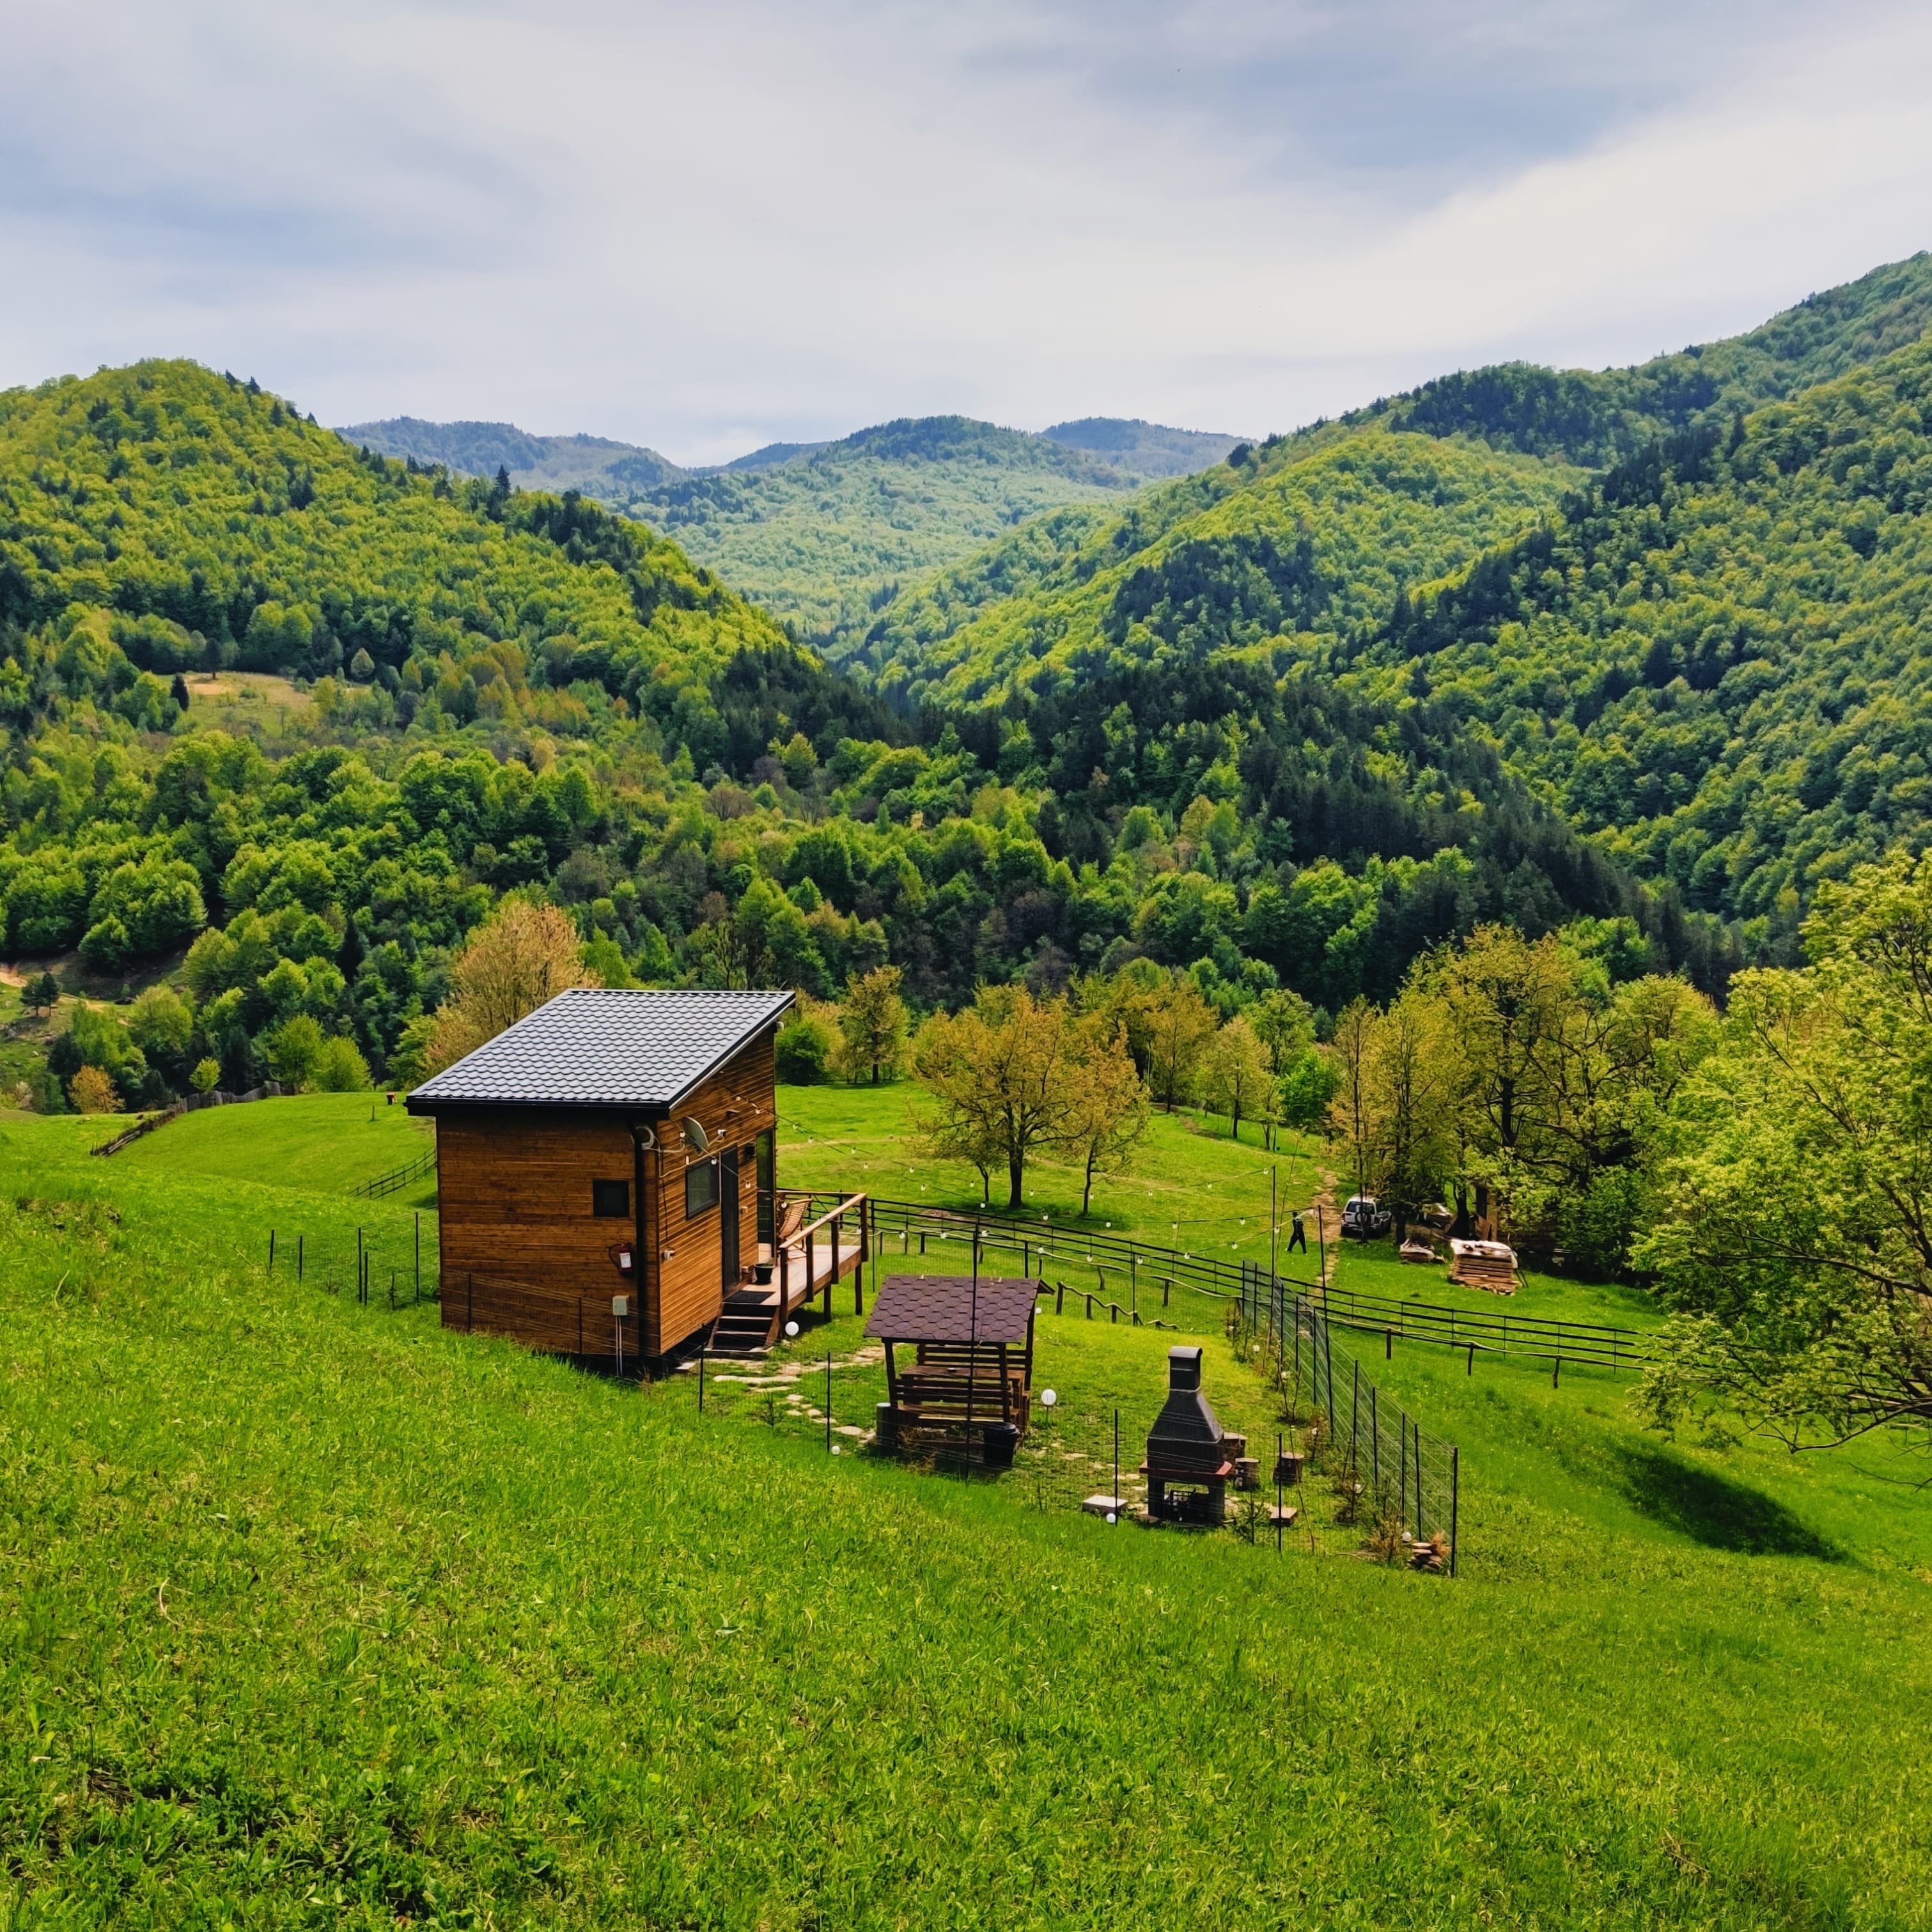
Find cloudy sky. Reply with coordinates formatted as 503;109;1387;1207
4;1;1930;464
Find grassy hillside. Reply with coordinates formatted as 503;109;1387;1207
5;1098;1932;1924
774;1079;1327;1284
117;1090;435;1197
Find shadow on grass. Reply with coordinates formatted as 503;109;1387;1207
1616;1445;1842;1559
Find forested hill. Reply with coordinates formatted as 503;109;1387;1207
1345;330;1932;934
350;409;1241;651
593;414;1238;650
0;360;825;763
0;358;1742;1109
855;252;1932;711
859;430;1580;708
1382;251;1932;465
1041;417;1243;476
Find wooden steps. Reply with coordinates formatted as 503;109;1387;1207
708;1289;781;1357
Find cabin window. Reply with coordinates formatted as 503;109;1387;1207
593;1180;630;1219
685;1157;719;1219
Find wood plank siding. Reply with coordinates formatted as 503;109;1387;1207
651;1031;775;1357
433;1027;779;1362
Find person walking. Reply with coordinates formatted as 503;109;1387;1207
1288;1207;1307;1254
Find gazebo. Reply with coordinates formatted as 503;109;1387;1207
866;1274;1040;1454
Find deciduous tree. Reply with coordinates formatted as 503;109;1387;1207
69;1064;118;1114
1364;987;1457;1229
1327;999;1379;1203
425;900;599;1077
1201;1015;1277;1141
1639;852;1932;1447
1133;972;1219;1112
1063;1018;1149;1214
911;987;1085;1210
836;965;909;1086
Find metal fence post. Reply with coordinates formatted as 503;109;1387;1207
1451;1446;1460;1578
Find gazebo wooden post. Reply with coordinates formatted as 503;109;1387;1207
997;1341;1011;1424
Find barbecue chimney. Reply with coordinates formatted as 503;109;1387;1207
1142;1346;1233;1523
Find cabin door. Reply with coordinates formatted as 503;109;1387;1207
720;1146;741;1290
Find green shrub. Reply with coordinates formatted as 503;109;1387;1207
775;1010;835;1083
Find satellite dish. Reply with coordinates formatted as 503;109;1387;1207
682;1117;711;1154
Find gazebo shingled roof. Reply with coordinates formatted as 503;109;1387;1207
864;1274;1039;1345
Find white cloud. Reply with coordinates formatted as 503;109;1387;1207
0;0;1924;461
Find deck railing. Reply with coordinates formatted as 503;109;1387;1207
771;1188;871;1318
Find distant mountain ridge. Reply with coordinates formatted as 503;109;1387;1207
341;410;1245;644
1043;417;1242;477
336;416;687;492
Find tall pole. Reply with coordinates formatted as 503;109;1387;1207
1270;1167;1277;1286
965;1255;980;1445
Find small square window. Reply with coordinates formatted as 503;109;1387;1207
685;1158;719;1219
593;1180;630;1218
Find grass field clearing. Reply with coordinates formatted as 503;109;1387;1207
3;1092;1931;1924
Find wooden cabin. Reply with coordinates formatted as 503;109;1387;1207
408;988;864;1367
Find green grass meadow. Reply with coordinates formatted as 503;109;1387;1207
2;1084;1931;1926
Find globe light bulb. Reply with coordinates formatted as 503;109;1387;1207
1041;1388;1057;1408
784;1321;799;1338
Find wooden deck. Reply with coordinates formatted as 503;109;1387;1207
710;1192;870;1355
746;1236;866;1314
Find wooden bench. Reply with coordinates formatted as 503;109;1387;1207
893;1360;1029;1427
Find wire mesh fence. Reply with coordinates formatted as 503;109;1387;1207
262;1212;436;1309
1239;1285;1458;1574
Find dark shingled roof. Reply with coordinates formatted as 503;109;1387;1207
407;988;795;1111
864;1275;1040;1345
